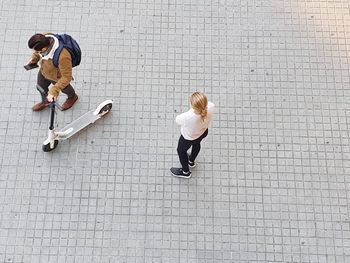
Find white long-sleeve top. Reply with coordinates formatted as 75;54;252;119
175;101;215;140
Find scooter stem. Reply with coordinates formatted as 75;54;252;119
43;102;58;149
49;102;55;130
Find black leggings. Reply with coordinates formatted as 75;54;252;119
177;129;208;172
36;70;75;102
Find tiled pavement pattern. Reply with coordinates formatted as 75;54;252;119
0;0;350;262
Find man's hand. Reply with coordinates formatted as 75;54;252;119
47;94;56;103
28;58;38;65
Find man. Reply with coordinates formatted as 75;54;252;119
27;32;78;111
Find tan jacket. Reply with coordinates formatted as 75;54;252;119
31;34;73;98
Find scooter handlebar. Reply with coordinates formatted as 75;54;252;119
49;100;62;111
37;84;63;111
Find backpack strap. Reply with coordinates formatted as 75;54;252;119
52;34;63;68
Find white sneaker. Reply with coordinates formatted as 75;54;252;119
188;160;197;168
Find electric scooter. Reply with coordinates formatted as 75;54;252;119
40;85;113;152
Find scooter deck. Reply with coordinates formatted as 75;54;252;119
58;110;100;140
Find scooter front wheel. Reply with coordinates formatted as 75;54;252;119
98;103;113;116
42;140;59;152
93;100;113;116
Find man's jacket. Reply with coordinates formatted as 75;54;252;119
31;32;73;98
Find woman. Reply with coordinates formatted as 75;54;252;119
170;92;215;178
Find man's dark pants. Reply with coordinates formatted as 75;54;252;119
36;71;75;102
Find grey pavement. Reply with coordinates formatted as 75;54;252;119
0;0;350;262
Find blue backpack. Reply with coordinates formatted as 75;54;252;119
52;34;81;68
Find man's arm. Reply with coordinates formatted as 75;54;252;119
28;51;41;64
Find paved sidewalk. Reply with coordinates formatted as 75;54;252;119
1;0;350;262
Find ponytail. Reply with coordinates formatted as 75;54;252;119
190;92;208;122
200;108;207;122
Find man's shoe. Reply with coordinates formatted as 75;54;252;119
62;94;78;111
32;102;48;111
188;160;197;168
170;167;191;178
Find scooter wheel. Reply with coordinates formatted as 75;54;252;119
98;103;113;115
42;140;59;152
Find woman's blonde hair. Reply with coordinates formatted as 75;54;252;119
190;92;208;122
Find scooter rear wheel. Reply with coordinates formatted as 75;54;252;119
98;103;113;115
42;140;59;152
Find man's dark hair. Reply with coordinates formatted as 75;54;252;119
28;34;50;51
